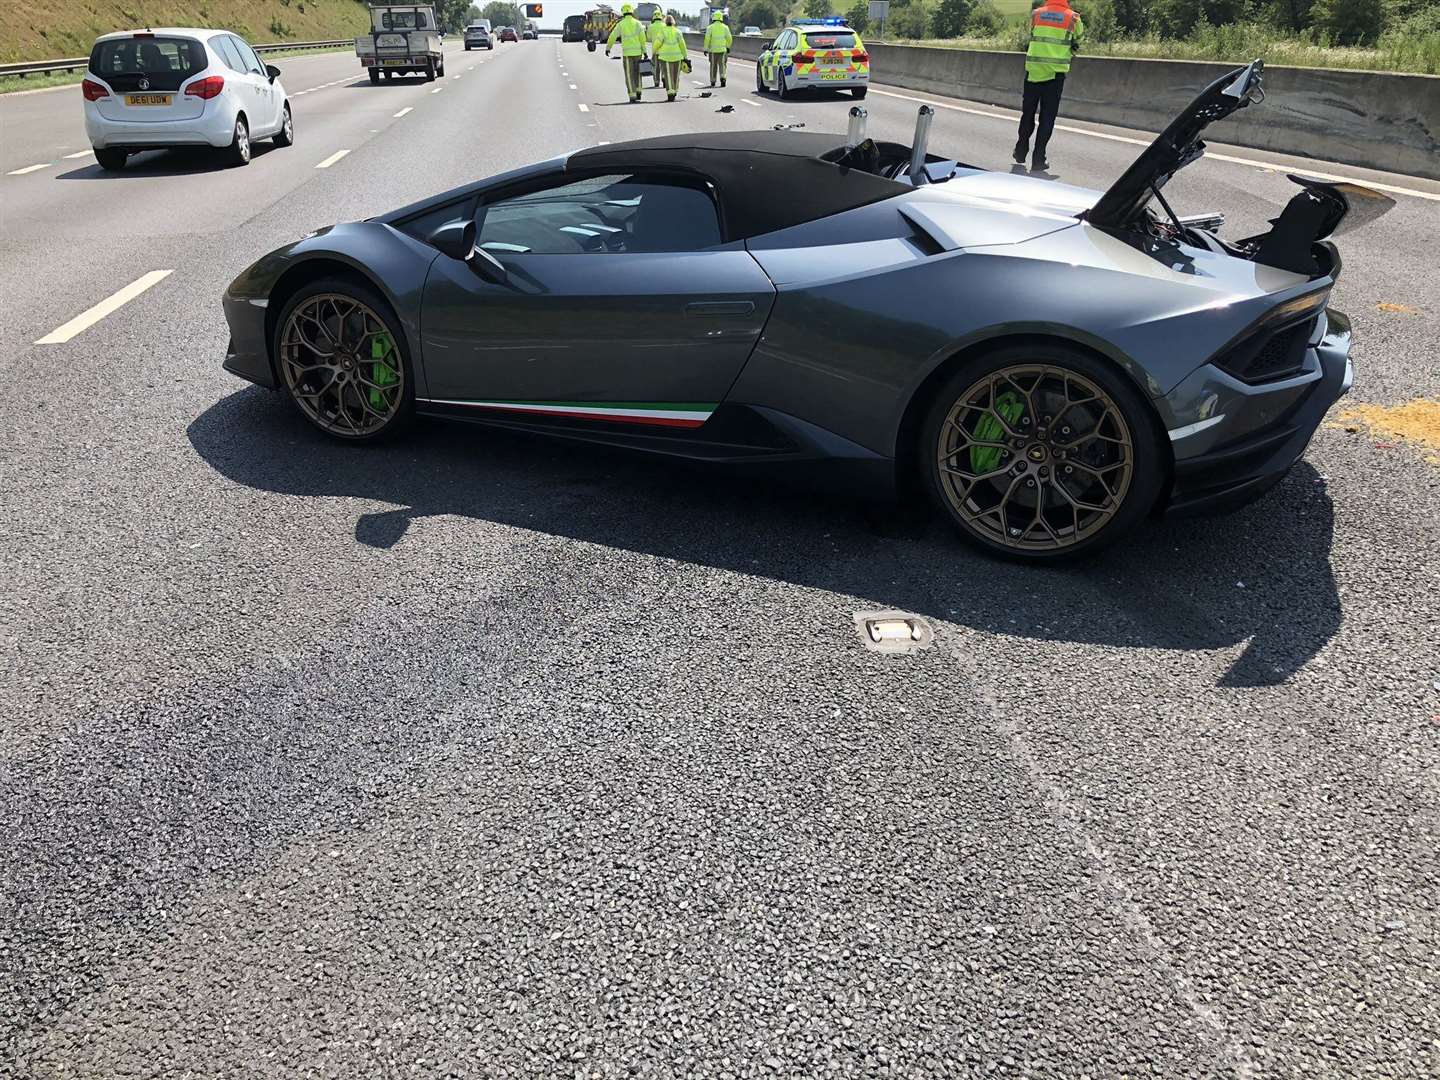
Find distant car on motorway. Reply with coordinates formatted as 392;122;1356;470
356;3;445;82
757;17;869;100
83;28;292;171
221;63;1391;560
742;25;761;35
463;23;494;49
562;14;587;40
498;25;519;42
522;26;538;39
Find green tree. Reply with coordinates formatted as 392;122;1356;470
1074;0;1117;39
846;0;870;30
480;0;521;26
804;0;833;16
931;0;973;36
966;0;1008;33
1152;0;1249;36
1311;0;1385;42
736;0;782;27
890;0;931;35
1111;0;1153;31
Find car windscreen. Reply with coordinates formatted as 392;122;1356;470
803;32;857;48
88;36;207;92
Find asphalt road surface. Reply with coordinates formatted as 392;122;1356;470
2;36;1438;1079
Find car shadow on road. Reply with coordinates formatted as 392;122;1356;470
56;143;281;179
188;388;1342;688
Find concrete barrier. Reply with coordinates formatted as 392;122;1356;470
684;34;1440;180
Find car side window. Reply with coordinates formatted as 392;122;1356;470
234;38;266;75
476;173;722;255
213;36;245;72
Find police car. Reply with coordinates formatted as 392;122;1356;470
756;17;869;100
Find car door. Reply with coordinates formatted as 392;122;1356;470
419;170;775;421
773;30;795;85
227;37;272;132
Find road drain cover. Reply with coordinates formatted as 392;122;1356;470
854;611;934;655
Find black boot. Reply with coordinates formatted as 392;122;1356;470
1012;140;1027;164
1031;154;1049;172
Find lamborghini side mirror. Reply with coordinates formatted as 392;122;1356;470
427;217;475;261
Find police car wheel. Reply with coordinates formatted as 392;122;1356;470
920;343;1164;561
275;278;416;443
777;71;789;99
852;86;867;99
755;64;767;93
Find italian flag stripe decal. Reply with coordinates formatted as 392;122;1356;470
428;399;716;428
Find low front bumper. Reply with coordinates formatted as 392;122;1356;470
222;290;278;389
1161;309;1351;516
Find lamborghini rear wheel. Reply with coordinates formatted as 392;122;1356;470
921;344;1164;560
275;279;414;442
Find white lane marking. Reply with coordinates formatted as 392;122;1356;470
468;65;475;70
314;149;351;169
569;83;577;89
393;107;413;117
578;103;590;112
431;86;444;93
34;269;173;345
7;163;51;175
597;140;610;145
860;83;1440;204
65;149;95;159
741;98;761;107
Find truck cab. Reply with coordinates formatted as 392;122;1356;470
356;4;445;83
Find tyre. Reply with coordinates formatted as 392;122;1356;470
94;148;127;171
465;43;471;50
225;115;251;166
368;68;380;83
438;59;446;76
273;103;294;147
755;64;767;93
852;86;867;99
777;70;789;100
274;278;415;442
920;344;1164;561
424;59;435;81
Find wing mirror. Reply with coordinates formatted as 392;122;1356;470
266;64;281;83
427;218;507;284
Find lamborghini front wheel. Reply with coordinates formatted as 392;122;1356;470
921;344;1164;560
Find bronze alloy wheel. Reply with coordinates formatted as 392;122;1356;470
935;364;1135;552
278;293;405;438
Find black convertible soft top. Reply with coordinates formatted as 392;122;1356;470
567;131;908;242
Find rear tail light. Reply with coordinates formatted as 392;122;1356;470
132;31;154;39
795;51;814;62
184;75;225;99
81;78;110;101
853;51;868;62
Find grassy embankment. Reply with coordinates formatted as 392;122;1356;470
1;0;370;92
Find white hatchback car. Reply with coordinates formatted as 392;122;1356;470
83;28;293;171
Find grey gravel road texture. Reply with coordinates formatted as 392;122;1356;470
1;36;1438;1079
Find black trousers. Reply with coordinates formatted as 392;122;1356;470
1017;74;1065;160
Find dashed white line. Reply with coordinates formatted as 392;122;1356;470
578;103;590;112
34;269;173;345
64;149;95;159
569;83;577;89
7;163;51;175
741;98;761;107
314;149;351;169
431;86;444;93
393;107;413;117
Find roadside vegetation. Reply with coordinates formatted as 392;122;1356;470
1;0;371;64
0;41;352;95
728;0;1440;73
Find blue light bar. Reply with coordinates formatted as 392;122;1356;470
793;17;847;25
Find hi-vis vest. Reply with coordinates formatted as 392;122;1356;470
1025;1;1083;82
608;14;648;56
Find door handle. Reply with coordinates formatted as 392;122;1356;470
684;301;754;317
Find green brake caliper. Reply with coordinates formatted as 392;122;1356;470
969;390;1025;473
369;332;398;410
